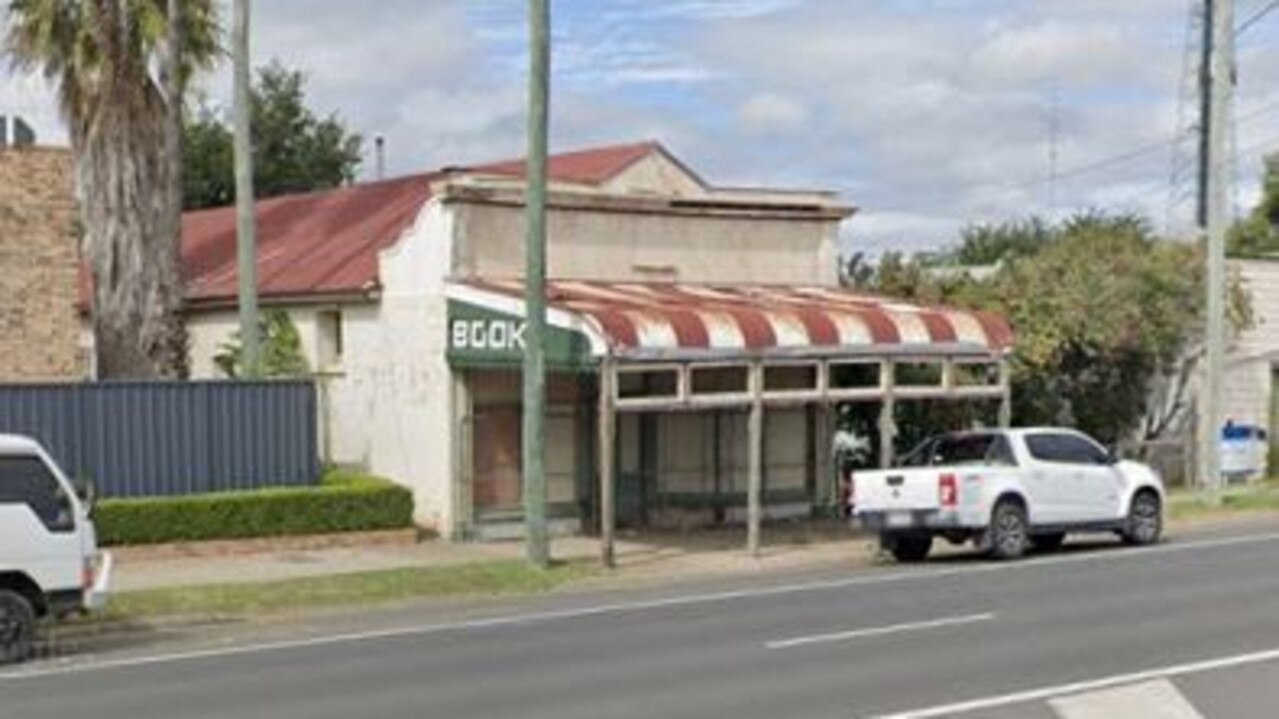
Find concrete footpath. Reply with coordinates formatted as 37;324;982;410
112;521;880;593
111;511;1279;594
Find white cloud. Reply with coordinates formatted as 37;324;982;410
739;93;808;132
687;0;1269;246
5;0;1277;254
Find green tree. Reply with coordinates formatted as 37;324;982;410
944;216;1055;265
183;102;234;209
988;218;1204;443
1228;153;1279;258
8;0;220;377
183;60;363;210
214;309;309;378
847;212;1251;446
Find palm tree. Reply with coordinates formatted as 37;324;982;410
7;0;220;378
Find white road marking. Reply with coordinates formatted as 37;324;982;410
873;645;1279;718
1048;680;1204;719
4;529;1279;682
765;612;994;649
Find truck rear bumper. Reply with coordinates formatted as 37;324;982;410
856;509;981;533
83;551;113;612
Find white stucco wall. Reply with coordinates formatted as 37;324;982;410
187;305;360;380
1223;260;1279;430
601;153;706;197
453;201;842;286
339;198;457;532
174;201;458;532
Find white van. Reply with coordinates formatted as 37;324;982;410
0;434;112;663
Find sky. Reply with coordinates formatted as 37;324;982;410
4;0;1279;256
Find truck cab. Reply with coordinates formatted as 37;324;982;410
0;434;112;664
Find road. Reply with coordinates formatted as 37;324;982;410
8;527;1279;718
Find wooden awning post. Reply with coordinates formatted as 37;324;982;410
998;358;1013;428
747;360;764;558
878;360;896;468
598;358;617;568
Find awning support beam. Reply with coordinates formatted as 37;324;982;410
998;359;1013;428
878;359;897;468
594;353;1008;561
747;360;764;558
612;356;1004;413
599;357;617;568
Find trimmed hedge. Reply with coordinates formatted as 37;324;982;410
95;471;415;546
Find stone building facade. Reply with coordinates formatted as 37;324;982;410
0;148;83;379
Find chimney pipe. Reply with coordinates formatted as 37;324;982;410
374;134;385;180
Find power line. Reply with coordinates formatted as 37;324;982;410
1237;0;1279;36
872;98;1279;216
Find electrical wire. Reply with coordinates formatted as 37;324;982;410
1237;0;1279;37
870;98;1279;216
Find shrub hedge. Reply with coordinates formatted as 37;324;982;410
95;471;415;546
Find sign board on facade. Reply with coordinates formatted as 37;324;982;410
451;317;527;353
446;300;595;370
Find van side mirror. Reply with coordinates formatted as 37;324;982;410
74;479;97;514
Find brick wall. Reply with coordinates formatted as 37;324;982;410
0;147;84;379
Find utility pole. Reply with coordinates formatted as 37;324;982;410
522;0;551;568
163;0;186;377
1198;0;1233;495
1196;0;1214;228
1046;80;1060;218
233;0;260;376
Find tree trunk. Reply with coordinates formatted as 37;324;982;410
78;90;187;378
76;4;188;380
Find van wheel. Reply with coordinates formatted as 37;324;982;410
883;533;932;563
0;589;35;665
985;500;1029;560
1030;533;1066;553
1123;490;1162;546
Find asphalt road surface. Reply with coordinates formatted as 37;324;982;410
9;527;1279;719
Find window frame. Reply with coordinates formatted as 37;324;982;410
0;453;76;533
1025;432;1111;466
318;309;345;369
929;433;1019;468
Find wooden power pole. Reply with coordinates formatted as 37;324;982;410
523;0;551;568
233;0;260;376
1198;0;1233;495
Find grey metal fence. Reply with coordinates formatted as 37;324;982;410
0;380;319;498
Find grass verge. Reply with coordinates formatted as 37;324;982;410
1168;480;1279;519
103;560;598;620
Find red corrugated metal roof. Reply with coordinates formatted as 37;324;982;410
182;173;439;303
451;279;1014;356
466;140;661;185
79;142;673;307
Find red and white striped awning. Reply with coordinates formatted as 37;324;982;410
447;279;1013;359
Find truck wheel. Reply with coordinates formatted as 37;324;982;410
1123;490;1162;546
883;533;932;563
0;589;35;665
1030;533;1066;553
985;500;1029;560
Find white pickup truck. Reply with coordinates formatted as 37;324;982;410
851;428;1164;562
0;434;112;663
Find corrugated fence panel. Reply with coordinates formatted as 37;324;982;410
0;380;319;498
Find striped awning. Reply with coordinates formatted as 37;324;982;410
446;279;1013;360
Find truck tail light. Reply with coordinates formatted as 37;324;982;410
81;558;95;590
939;473;958;507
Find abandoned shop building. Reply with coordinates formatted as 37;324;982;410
106;140;1014;538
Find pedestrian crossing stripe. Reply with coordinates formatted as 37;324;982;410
1048;679;1204;719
